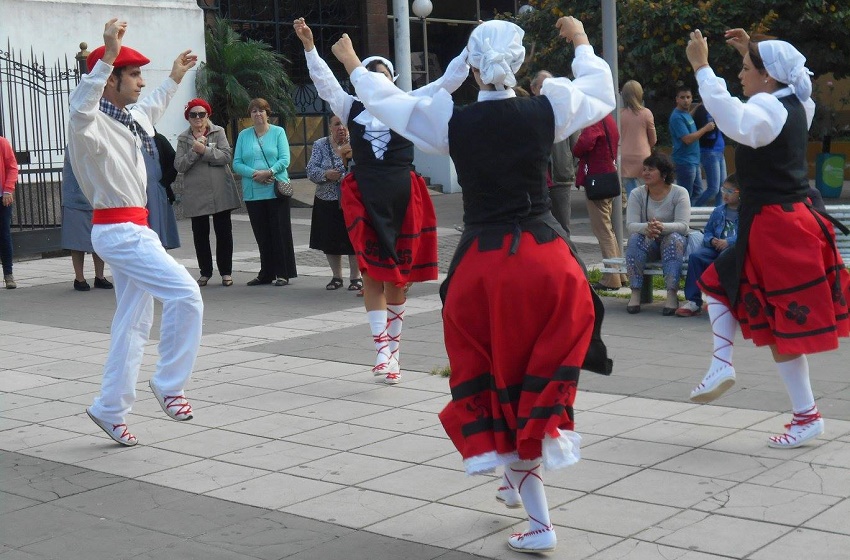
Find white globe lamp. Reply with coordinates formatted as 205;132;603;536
518;4;534;15
412;0;433;18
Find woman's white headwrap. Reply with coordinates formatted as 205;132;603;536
757;40;813;102
466;20;525;90
361;55;398;83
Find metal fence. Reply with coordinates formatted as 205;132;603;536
0;41;80;254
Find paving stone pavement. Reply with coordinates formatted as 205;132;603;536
1;185;849;560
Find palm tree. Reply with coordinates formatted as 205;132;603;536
196;18;296;134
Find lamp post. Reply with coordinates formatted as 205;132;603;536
411;0;433;84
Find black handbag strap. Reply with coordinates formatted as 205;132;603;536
254;129;274;172
599;119;615;165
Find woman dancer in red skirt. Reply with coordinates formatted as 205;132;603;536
294;18;469;384
332;17;615;553
686;29;850;448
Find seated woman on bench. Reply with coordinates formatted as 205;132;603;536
624;151;691;315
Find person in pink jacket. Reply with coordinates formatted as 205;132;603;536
619;80;657;197
0;135;18;289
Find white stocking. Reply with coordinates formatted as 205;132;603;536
777;355;816;413
367;310;390;370
706;295;737;373
506;459;551;531
386;301;405;366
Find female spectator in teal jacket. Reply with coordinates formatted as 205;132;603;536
232;98;297;285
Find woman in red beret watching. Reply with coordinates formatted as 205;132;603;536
175;99;242;286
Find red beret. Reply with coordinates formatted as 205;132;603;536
86;45;150;73
184;98;212;120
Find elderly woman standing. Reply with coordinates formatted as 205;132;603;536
175;98;242;287
619;80;657;197
306;114;361;292
625;152;690;315
685;30;850;448
331;17;615;552
232;98;297;286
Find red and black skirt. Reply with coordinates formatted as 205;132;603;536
699;202;850;354
340;171;437;286
438;232;594;472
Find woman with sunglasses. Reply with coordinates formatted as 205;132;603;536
175;98;242;287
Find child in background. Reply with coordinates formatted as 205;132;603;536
676;174;740;317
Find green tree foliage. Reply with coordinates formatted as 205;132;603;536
517;0;850;100
196;18;296;130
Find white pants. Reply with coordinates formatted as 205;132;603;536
89;222;203;424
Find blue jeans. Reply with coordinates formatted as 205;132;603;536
623;177;642;199
0;202;12;275
683;246;721;306
694;151;727;207
674;163;703;202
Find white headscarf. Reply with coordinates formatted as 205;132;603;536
466;20;525;90
757;40;813;102
361;55;398;83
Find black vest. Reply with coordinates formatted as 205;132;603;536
735;95;809;207
347;100;415;261
448;95;555;225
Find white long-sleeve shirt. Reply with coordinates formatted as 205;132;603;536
695;66;815;149
305;47;470;159
346;44;615;155
67;60;177;209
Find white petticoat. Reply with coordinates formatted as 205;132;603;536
462;429;582;475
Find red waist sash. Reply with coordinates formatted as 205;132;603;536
92;207;149;226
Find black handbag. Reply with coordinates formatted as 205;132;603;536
255;129;292;199
584;120;621;201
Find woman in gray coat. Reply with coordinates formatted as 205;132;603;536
175;99;242;286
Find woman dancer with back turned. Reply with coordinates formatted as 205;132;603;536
685;28;850;448
294;18;469;384
332;16;615;552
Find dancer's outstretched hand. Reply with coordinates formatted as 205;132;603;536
294;18;314;51
686;29;710;72
332;34;360;75
724;28;750;56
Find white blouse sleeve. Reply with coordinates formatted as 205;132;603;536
410;48;470;99
696;66;803;149
305;48;354;123
350;66;453;155
540;44;617;143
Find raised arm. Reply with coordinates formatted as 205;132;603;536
410;49;469;98
333;33;453;154
130;50;195;126
540;17;616;142
295;18;354;122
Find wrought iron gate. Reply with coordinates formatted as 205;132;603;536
0;42;80;255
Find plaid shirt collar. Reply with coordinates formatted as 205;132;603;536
98;98;155;157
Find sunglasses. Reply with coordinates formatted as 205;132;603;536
721;188;738;195
188;112;207;118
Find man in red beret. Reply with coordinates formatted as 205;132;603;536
67;18;203;446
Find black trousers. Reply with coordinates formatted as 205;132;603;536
191;210;233;278
245;198;298;281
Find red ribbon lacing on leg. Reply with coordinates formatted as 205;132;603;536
386;306;405;362
372;333;391;372
708;300;734;367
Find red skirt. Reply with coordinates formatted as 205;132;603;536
699;203;850;354
438;232;594;468
340;171;438;286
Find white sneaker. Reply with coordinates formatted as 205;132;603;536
149;380;193;421
496;485;522;509
768;417;824;449
86;408;137;446
507;525;557;553
690;364;736;403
